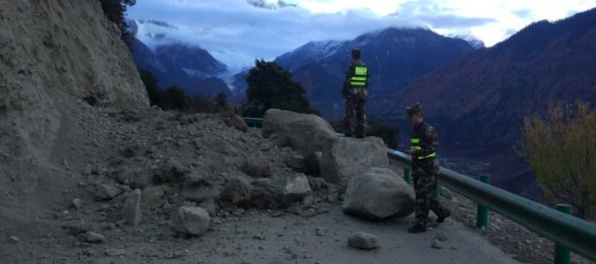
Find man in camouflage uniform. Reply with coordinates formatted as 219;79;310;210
342;48;369;138
404;102;451;233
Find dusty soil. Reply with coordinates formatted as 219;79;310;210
0;198;521;264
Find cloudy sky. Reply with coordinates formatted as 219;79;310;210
127;0;595;71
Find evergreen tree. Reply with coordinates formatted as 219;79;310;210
244;60;318;117
215;92;228;108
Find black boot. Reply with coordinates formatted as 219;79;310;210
437;209;451;223
408;223;427;233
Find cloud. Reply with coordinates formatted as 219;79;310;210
127;0;425;71
127;0;595;71
513;10;533;19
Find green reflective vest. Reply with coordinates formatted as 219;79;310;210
350;66;368;87
410;138;437;159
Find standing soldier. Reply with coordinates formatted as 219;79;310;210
404;102;451;233
342;48;369;138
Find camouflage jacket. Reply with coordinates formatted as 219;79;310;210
411;121;438;166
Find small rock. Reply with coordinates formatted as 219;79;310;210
120;146;136;158
308;178;328;191
348;232;380;250
242;155;272;178
253;233;265;240
8;236;18;244
287;205;302;215
72;198;83;209
86;232;106;244
316;228;325;236
300;209;317;217
436;232;448;242
432;239;444;249
283;174;312;201
94;184;121;201
105;248;126;257
199;199;216;216
142;186;165;209
270;211;282;217
327;194;336;202
302;195;314;207
440;186;454;200
122;189;142;227
220;177;252;205
174;207;211;236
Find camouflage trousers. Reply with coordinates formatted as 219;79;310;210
344;88;367;138
413;158;448;226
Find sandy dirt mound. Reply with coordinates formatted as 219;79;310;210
0;0;148;221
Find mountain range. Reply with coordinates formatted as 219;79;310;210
383;8;596;148
127;8;596;195
284;28;477;120
229;28;480;117
129;20;232;98
381;8;596;193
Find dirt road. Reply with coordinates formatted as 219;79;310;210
0;204;520;264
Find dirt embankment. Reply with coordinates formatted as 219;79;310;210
0;0;148;221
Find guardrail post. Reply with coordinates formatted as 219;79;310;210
404;168;412;185
476;174;491;229
554;204;572;264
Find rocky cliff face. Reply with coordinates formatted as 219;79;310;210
0;0;148;219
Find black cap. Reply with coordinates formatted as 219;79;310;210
406;102;423;117
351;48;361;58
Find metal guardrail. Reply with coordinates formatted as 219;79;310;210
387;149;596;262
244;117;596;262
244;117;264;128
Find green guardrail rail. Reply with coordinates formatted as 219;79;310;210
244;117;596;263
387;149;596;263
244;117;264;128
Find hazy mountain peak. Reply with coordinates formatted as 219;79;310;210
448;34;486;49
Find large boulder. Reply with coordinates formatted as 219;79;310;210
343;168;414;220
262;109;338;160
320;137;389;184
174;207;211;236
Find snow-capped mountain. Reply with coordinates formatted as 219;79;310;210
131;35;231;98
275;40;347;71
271;27;476;119
448;34;486;49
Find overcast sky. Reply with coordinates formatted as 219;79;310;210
127;0;595;71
